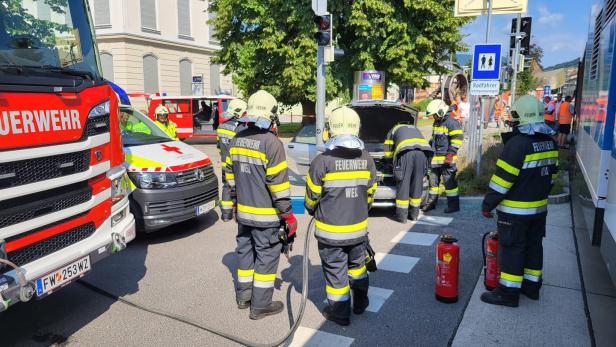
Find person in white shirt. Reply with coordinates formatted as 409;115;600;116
458;95;470;132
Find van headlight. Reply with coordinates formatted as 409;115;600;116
111;174;130;205
128;172;177;189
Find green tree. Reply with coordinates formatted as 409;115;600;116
1;0;69;45
209;0;473;112
516;68;538;97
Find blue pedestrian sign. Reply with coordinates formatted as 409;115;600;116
472;44;502;81
543;85;551;97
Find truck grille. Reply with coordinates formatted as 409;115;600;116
0;150;90;189
82;114;110;139
176;165;215;187
146;187;218;215
7;222;96;267
0;183;91;229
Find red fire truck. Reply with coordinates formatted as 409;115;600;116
0;0;135;311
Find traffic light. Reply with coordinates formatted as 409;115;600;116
510;17;532;55
313;14;332;46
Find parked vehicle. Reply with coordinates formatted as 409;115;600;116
0;0;135;311
119;106;219;232
147;95;235;140
286;100;427;207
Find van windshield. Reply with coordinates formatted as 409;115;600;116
0;0;101;80
119;107;173;147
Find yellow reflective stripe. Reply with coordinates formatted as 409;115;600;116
396;199;409;205
326;285;350;295
384;151;393;157
430;187;440;192
125;154;166;168
496;159;520;176
410;198;422;204
524;150;559;162
348;266;367;277
501;199;548;208
305;193;318;207
491;175;513;189
449;129;463;136
367;197;374;204
384;140;394;145
221;200;234;206
221;161;227;168
432;156;445;160
225;156;233;166
306;174;322;194
433;126;448;132
367;182;377;193
524;268;543;276
237;204;277;215
500;272;523;283
266;160;288;176
451;139;463;145
237;269;254;277
225;172;235;180
229;147;268;163
315;219;368;233
268;181;290;193
446;187;459;193
217;128;236;137
254;273;276;282
395;138;428;153
323;171;371;181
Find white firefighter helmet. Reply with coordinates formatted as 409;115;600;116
222;98;247;121
246;90;278;119
328;106;361;137
510;95;545;126
426;99;449;119
155;104;170;116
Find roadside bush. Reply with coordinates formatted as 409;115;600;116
412;98;433;113
457;141;503;196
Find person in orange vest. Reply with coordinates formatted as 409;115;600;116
543;96;556;130
557;95;575;148
493;95;506;129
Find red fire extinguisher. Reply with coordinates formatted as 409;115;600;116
435;234;459;303
483;231;500;291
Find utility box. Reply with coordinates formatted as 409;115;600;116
353;70;385;101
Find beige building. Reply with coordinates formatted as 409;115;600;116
89;0;235;108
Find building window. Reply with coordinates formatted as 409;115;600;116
93;0;111;27
140;0;159;33
177;0;191;38
179;59;192;96
143;54;159;94
208;1;218;43
100;52;114;81
210;64;220;94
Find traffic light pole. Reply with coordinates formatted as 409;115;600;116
316;46;326;152
510;13;522;105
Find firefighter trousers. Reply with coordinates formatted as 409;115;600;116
496;213;545;291
235;224;282;309
318;242;369;319
428;164;459;207
394;150;426;219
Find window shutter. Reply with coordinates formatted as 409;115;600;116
140;0;157;30
93;0;110;26
178;0;191;36
100;53;114;81
180;59;192;96
208;1;217;42
210;64;220;94
143;55;159;94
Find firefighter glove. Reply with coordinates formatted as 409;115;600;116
444;153;455;165
283;213;298;238
481;210;494;219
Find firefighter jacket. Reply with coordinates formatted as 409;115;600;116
430;115;463;167
220;126;292;227
216;119;239;169
305;147;377;246
482;132;559;218
383;124;433;159
155;120;178;140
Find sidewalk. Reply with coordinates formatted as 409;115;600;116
452;203;591;347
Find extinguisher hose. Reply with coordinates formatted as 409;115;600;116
481;232;489;269
78;217;316;347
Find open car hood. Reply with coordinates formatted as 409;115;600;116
349;101;419;147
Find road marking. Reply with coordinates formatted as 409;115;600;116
391;231;439;246
288;327;354;347
415;215;453;226
375;253;420;273
366;286;394;313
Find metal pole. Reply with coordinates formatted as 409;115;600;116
316;46;326;152
510;13;522;104
476;0;493;176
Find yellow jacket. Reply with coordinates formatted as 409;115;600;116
155;120;178;140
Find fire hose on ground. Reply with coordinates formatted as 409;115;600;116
77;218;315;347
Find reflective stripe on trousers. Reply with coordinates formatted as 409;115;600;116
326;285;350;302
500;272;523;288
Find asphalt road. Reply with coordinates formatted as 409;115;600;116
0;143;495;347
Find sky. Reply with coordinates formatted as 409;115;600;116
461;0;600;68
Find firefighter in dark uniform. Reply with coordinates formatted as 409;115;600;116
217;98;247;173
305;106;377;326
383;123;433;223
220;90;298;320
480;96;559;307
423;99;463;213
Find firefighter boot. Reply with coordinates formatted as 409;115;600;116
444;197;460;213
408;206;420;221
421;197;438;212
322;302;351;326
395;209;408;224
480;285;519;308
352;290;369;315
249;301;284;320
237;300;251;309
521;279;541;300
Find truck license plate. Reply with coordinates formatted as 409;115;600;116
196;200;216;216
35;256;90;297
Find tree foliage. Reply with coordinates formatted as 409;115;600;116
516;68;538;96
1;0;69;45
209;0;473;107
529;43;543;64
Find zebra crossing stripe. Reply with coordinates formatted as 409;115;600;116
391;231;439;246
414;215;453;226
375;253;420;273
288;327;354;347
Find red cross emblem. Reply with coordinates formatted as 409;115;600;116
161;144;183;154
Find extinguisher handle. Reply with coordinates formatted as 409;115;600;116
482;232;489;268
